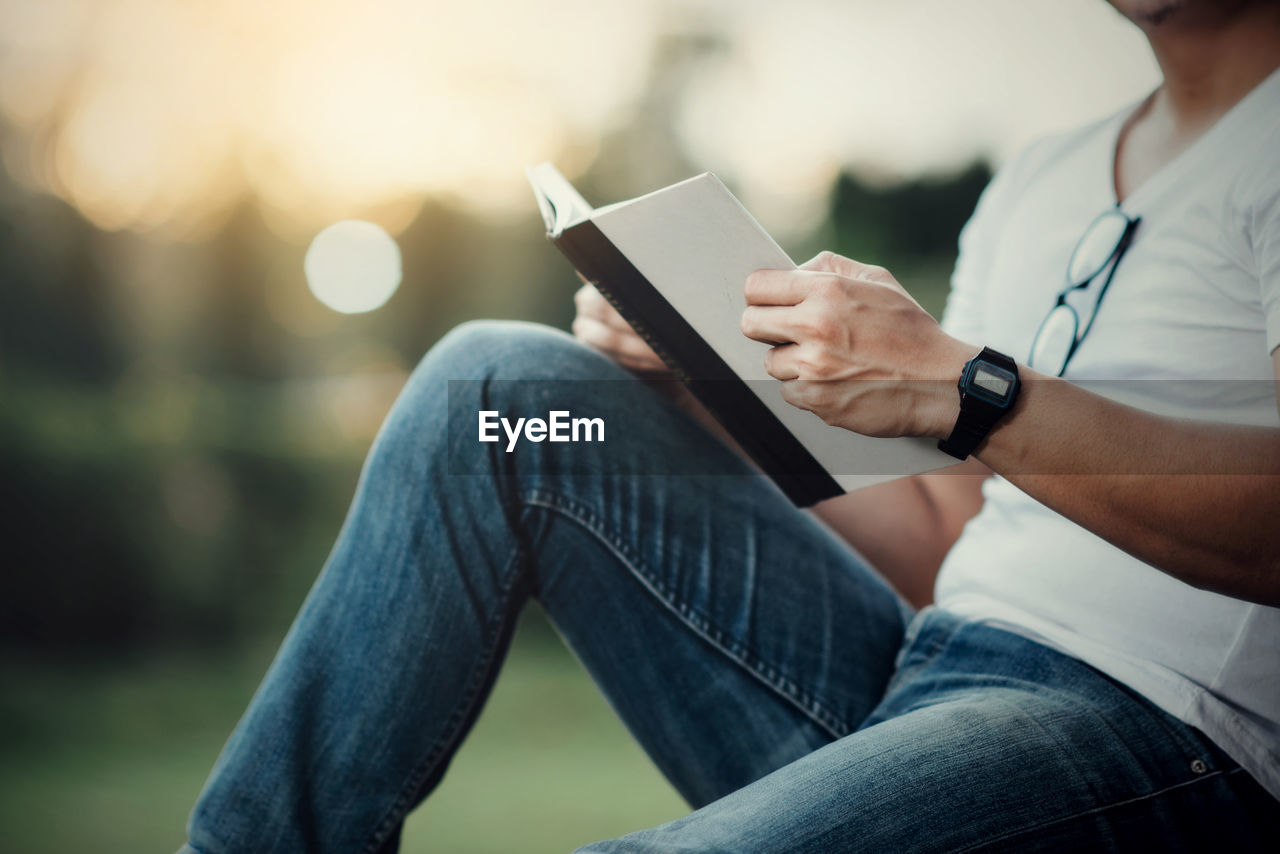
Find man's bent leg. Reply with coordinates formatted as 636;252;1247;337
183;321;912;854
578;610;1280;853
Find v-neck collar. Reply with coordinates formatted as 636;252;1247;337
1105;65;1280;213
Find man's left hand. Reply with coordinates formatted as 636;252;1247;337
741;251;976;439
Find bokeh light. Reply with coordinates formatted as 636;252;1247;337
304;220;403;314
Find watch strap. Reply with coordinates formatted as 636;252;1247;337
937;347;1019;461
937;406;995;459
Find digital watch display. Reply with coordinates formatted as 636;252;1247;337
968;363;1017;403
938;347;1021;461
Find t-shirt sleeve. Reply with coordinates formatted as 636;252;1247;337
938;161;1020;346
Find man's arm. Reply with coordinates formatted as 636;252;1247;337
742;252;1280;607
969;356;1280;606
812;464;988;609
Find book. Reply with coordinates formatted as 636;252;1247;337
526;162;950;507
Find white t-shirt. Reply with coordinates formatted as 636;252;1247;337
935;67;1280;800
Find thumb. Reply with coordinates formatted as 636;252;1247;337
801;251;904;294
800;250;867;278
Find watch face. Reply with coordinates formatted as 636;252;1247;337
967;361;1016;405
973;367;1011;397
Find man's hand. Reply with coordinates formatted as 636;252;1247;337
572;281;669;374
741;251;975;438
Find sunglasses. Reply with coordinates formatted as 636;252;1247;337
1028;208;1141;377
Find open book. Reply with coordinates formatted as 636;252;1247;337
527;163;950;506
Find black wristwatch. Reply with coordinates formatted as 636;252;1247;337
937;347;1021;461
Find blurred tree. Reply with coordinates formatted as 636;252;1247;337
193;201;287;380
0;416;160;647
0;163;126;385
825;162;993;269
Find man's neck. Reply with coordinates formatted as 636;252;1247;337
1143;3;1280;133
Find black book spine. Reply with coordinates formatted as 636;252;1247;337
552;220;842;508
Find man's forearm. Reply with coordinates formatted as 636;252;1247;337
813;466;987;609
970;372;1280;605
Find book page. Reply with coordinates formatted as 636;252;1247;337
591;174;948;489
526;163;593;235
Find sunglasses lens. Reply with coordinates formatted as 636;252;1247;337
1067;210;1130;284
1029;304;1078;376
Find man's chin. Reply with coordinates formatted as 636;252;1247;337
1106;0;1267;30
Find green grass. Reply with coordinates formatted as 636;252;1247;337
0;614;688;854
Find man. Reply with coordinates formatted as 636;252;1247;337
182;1;1280;851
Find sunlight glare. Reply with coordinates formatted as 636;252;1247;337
0;0;1159;239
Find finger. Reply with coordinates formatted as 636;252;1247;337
575;287;659;356
779;379;812;412
574;283;610;319
800;250;864;275
574;284;632;328
740;305;806;345
598;304;638;335
615;351;669;373
779;379;828;419
575;325;665;373
763;344;800;381
573;315;647;357
744;269;820;306
800;251;842;272
800;250;887;283
572;316;664;367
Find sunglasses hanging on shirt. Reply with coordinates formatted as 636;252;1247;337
1028;207;1141;377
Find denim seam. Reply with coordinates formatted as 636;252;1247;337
951;765;1243;853
523;488;853;739
360;546;529;854
882;632;948;696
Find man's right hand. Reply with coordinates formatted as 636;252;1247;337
572;282;669;374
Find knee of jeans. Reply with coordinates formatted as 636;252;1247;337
424;319;621;383
384;320;634;454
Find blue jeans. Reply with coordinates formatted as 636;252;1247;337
183;321;1279;853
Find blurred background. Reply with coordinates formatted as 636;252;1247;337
0;1;1159;851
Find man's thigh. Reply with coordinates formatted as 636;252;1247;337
577;611;1279;853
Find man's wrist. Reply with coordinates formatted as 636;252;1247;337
921;339;979;440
